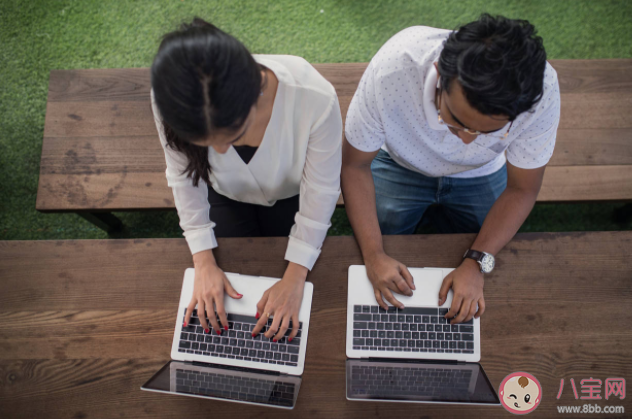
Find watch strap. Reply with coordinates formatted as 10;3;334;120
463;249;484;262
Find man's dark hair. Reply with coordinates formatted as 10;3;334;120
437;14;547;121
150;17;262;186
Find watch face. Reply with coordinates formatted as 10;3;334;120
480;254;495;273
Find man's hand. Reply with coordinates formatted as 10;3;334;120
366;252;415;310
438;258;485;324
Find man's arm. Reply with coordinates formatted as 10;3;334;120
342;139;416;309
439;161;546;323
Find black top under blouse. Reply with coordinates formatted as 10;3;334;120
233;145;258;164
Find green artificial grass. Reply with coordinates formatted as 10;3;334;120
1;0;631;241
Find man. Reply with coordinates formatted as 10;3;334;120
342;14;560;324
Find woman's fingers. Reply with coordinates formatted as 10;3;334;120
214;295;229;332
196;300;209;331
266;312;282;340
204;297;221;333
224;277;243;300
255;292;269;320
288;314;300;342
251;309;272;337
184;298;197;326
273;315;291;342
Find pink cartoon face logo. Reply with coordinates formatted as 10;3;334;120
499;372;542;415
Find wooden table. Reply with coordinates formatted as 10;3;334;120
1;232;631;418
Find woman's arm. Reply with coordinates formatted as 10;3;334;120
150;89;241;333
252;93;343;341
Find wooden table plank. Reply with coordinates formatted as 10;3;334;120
0;233;631;418
37;60;632;213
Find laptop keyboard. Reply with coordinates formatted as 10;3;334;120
176;367;296;407
178;309;303;367
349;364;472;398
352;305;475;354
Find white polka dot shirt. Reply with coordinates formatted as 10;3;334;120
345;26;561;178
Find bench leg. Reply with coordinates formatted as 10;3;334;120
613;203;632;224
77;212;123;233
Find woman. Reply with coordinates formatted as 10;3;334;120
150;17;342;342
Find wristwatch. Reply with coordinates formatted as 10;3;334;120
463;249;495;274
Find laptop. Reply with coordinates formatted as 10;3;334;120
141;268;314;410
346;265;500;406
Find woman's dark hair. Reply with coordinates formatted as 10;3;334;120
437;14;547;121
151;17;262;186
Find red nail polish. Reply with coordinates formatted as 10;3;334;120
237;294;243;297
288;338;292;342
224;325;228;331
255;313;260;319
273;339;277;342
183;322;187;327
252;333;256;338
205;328;210;333
216;330;221;335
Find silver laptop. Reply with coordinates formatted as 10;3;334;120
141;268;314;409
346;265;499;406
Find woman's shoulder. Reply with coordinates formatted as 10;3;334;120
254;54;336;100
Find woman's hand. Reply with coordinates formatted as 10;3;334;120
251;262;307;342
183;249;243;334
365;251;415;310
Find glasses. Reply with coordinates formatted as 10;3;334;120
436;85;513;140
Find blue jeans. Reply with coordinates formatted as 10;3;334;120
372;149;507;234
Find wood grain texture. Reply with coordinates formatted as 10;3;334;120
37;60;632;211
0;233;631;418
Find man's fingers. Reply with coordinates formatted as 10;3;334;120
452;298;471;324
205;297;221;333
400;265;415;291
374;289;388;311
438;274;453;306
288;314;300;341
184;299;196;326
475;297;486;319
394;277;413;296
446;295;462;321
464;300;477;323
381;287;404;309
273;316;290;342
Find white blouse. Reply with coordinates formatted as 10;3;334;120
150;54;343;270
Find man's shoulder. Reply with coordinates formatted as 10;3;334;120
369;26;450;81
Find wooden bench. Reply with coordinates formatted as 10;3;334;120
1;233;631;417
36;60;632;231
